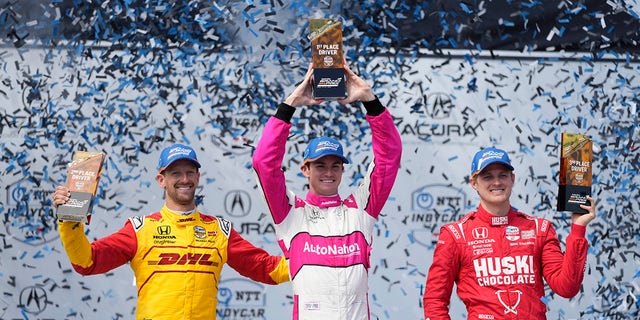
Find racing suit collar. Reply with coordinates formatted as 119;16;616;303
160;205;200;226
476;204;517;226
305;192;342;208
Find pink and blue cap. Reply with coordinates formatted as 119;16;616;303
471;147;514;177
302;136;350;166
157;143;201;173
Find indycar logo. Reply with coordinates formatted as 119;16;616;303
217;278;268;319
505;226;520;241
194;225;207;239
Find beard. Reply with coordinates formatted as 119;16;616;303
166;184;196;205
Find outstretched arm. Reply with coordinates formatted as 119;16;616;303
342;60;402;218
226;229;290;284
53;186;136;275
253;64;330;224
253;106;296;224
542;197;596;297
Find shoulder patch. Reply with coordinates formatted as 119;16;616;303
129;216;145;232
540;219;550;233
294;196;306;208
217;216;232;238
443;212;473;242
516;210;536;220
343;195;358;208
446;224;463;240
459;211;475;224
198;213;217;223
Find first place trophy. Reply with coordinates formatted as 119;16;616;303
56;151;106;224
557;132;592;214
309;18;347;99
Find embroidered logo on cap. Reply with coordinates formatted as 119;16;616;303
168;146;193;159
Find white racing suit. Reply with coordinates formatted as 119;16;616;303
253;99;402;320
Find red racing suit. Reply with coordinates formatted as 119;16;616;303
252;100;402;320
423;205;589;320
58;206;289;320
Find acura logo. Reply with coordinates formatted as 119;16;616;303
425;92;454;119
19;286;47;314
472;227;488;240
224;190;251;217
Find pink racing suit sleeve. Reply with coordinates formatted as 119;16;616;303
423;225;459;320
58;220;137;275
361;108;402;218
252;115;292;224
540;223;589;298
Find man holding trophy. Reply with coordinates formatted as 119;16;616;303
52;143;289;320
250;16;402;319
423;147;596;320
252;56;402;319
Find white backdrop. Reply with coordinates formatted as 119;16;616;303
0;46;638;319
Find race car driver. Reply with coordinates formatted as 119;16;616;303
423;147;596;319
52;143;289;320
252;62;402;320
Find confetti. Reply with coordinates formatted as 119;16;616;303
0;1;638;319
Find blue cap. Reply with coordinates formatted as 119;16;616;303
302;136;349;166
470;147;514;177
157;143;201;173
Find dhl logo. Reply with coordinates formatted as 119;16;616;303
148;253;219;266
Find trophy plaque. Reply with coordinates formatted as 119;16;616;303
557;132;592;214
309;18;347;99
56;151;106;224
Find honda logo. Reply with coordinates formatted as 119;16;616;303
472;227;488;240
157;225;171;235
224;190;251;217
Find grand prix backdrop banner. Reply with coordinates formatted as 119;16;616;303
0;2;638;319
